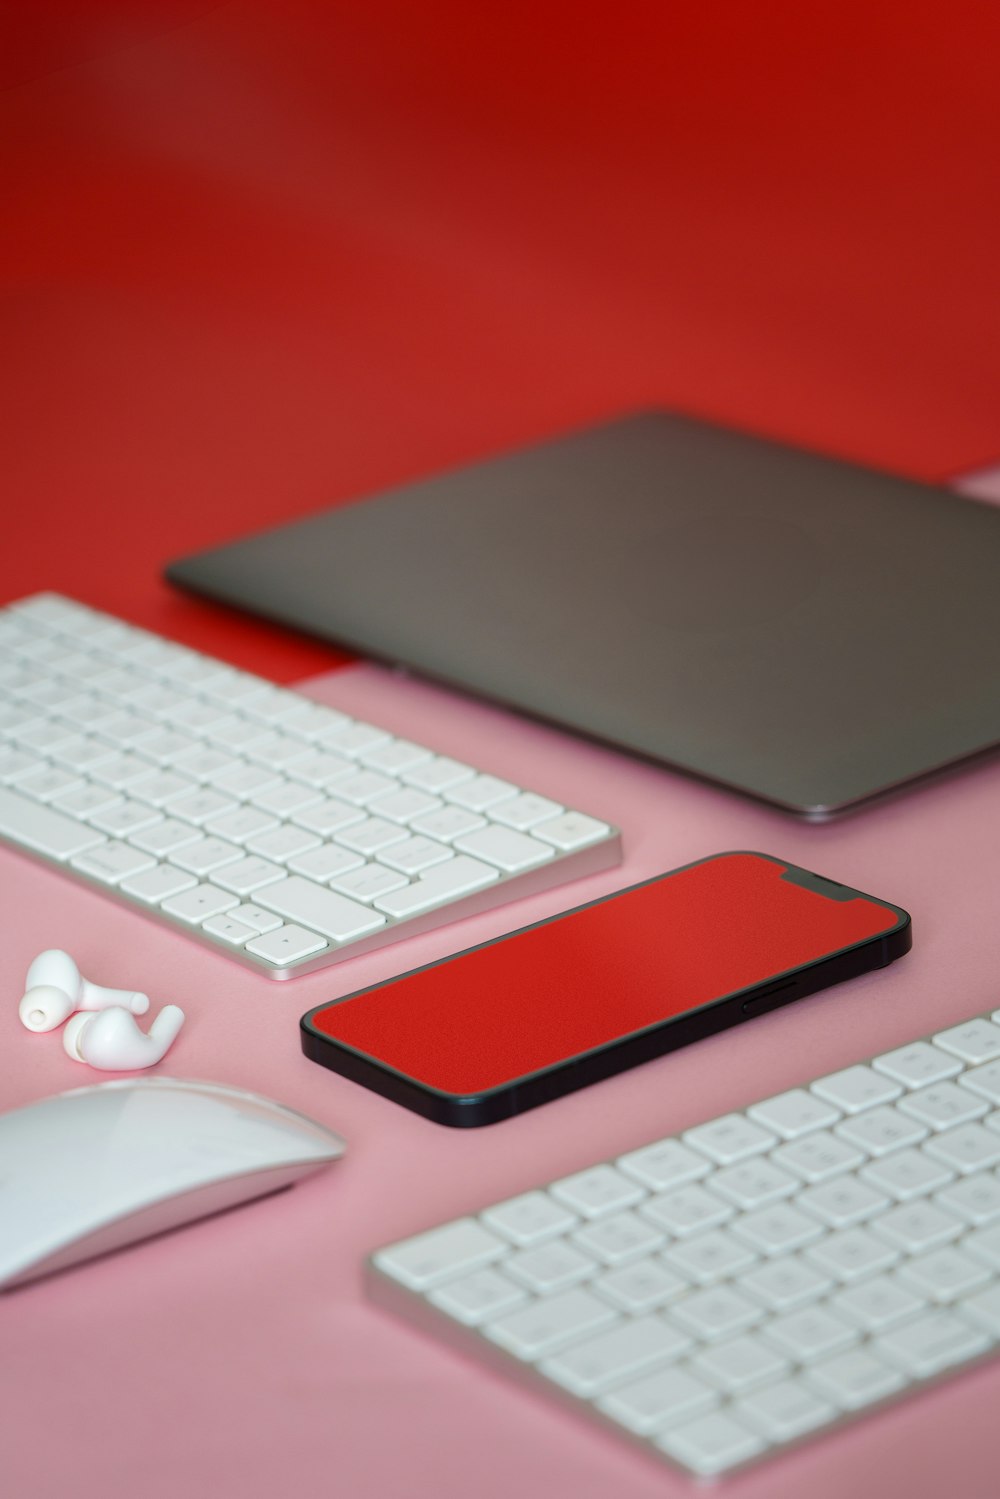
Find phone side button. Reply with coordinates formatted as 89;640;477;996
741;981;798;1018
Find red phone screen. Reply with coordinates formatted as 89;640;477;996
307;853;904;1097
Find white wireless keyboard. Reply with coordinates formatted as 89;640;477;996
370;1010;1000;1479
0;594;620;977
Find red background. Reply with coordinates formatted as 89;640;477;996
2;0;999;675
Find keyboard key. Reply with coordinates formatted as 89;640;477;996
737;1379;837;1441
599;1363;714;1435
764;1305;857;1362
89;799;164;837
120;864;198;904
933;1019;1000;1065
211;763;283;800
772;1131;865;1183
655;1411;764;1476
127;815;200;851
594;1259;689;1314
51;784;123;820
244;925;327;966
831;1273;925;1332
491;792;563;830
371;853;498;918
809;1349;911;1403
961;1283;1000;1334
741;1256;833;1312
959;1060;1000;1106
366;787;442;824
730;1203;823;1254
506;1242;597;1293
319;721;391;759
834;1105;929;1155
684;1114;775;1165
898;1083;989;1130
454;824;554;872
805;1228;899;1282
670;1286;762;1341
17;765;85;803
571;1211;665;1266
481;1192;578;1246
963;1223;1000;1270
618;1139;711;1192
229;902;283;935
710;1159;798;1209
875;1311;990;1377
168;788;239;825
327;769;398;805
213;855;287;896
748;1089;840;1139
873;1041;963;1089
428;1269;527;1327
171;836;243;876
286;843;365;882
872;1201;963;1253
207;807;281;844
402;755;475;793
253;779;323;818
201;913;257;946
128;770;197;808
0;786;106;859
935;1172;1000;1225
860;1147;954;1200
71;840;154;884
161;883;239;923
531;811;611;851
924;1123;1000;1174
371;1217;509;1289
336;816;409;855
550;1165;645;1219
255;875;387;942
693;1334;789;1394
359;738;432;775
642;1185;732;1237
292;797;366;837
811;1065;902;1114
409;806;487;842
379;834;454;874
664;1229;756;1283
897;1246;990;1303
330;864;409;903
798;1177;889;1229
484;1288;616;1360
542;1314;683;1396
446;773;518;812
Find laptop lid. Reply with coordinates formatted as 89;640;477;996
166;412;1000;817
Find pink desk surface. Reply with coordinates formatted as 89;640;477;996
4;481;1000;1498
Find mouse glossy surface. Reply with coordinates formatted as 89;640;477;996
0;1078;346;1289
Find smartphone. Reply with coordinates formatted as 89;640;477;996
300;852;911;1126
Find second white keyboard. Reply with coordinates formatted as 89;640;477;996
0;594;621;977
370;1009;1000;1479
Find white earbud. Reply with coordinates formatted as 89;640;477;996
63;1004;186;1071
19;949;150;1033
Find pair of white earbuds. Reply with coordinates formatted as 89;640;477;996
19;950;185;1070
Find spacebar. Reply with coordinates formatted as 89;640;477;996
0;786;108;860
255;875;387;942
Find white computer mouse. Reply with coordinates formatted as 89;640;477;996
0;1077;346;1290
